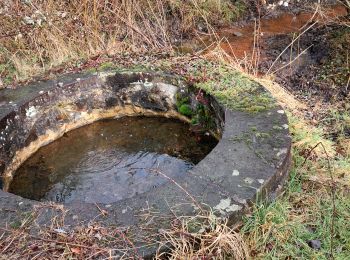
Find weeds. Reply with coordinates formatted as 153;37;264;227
242;141;350;259
156;212;249;260
0;0;245;84
239;75;350;259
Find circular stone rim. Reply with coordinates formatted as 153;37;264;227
0;68;291;258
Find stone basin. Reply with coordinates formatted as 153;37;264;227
0;68;291;258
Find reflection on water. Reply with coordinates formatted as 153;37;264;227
9;117;218;204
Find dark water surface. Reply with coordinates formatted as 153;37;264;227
9;117;218;204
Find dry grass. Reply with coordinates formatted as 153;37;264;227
0;0;245;84
201;5;350;256
0;202;152;259
156;212;249;260
0;180;249;259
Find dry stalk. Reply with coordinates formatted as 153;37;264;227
267;21;317;74
156;213;249;260
301;142;336;259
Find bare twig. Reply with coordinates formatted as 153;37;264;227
267;22;317;74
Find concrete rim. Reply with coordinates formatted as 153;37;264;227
0;68;291;257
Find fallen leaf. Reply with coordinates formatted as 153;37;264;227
71;247;81;254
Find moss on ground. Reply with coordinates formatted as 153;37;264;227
89;56;276;115
168;58;276;113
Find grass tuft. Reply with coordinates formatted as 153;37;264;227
157;211;249;260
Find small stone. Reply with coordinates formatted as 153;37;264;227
277;148;288;157
244;177;254;184
307;240;321;250
233;31;243;37
282;124;289;129
54;228;67;234
26;106;37;117
267;4;276;10
277;110;285;114
76;78;81;82
232;170;240;176
23;16;35;25
257;179;265;184
72;215;78;220
57;82;64;87
214;198;242;214
16;33;23;40
143;80;153;88
36;18;42;26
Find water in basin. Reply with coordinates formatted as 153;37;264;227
9;117;218;204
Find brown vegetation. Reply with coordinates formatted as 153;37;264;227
0;0;245;84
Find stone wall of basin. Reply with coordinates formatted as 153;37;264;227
0;71;224;190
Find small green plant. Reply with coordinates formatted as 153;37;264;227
192;103;214;129
179;103;193;116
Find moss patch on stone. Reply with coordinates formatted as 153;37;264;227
178;104;193;116
84;55;276;114
180;59;275;113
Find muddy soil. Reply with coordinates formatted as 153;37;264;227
260;23;350;138
234;0;341;21
260;25;349;102
200;2;349;141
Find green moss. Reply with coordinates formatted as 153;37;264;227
0;59;16;85
98;62;115;71
179;104;193;116
10;220;21;229
176;59;275;113
192;103;215;129
176;94;190;108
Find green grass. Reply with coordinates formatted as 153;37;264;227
241;115;350;259
0;53;17;86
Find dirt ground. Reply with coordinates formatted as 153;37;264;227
260;23;350;138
